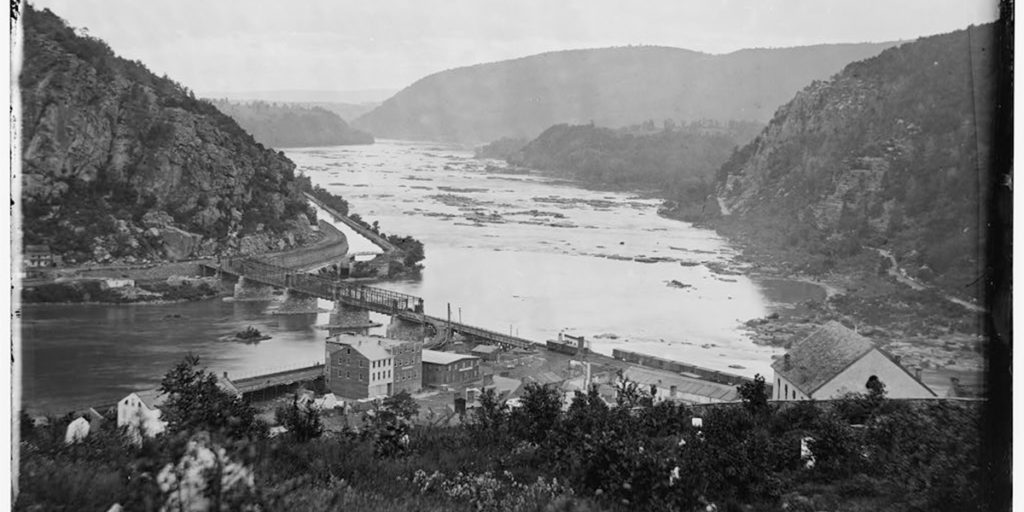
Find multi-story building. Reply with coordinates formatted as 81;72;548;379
324;333;422;399
421;350;481;387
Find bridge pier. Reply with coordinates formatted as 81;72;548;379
233;276;274;301
387;315;429;343
274;289;320;315
326;302;380;336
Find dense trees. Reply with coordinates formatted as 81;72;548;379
17;362;987;511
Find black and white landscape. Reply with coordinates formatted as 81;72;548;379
11;1;1011;511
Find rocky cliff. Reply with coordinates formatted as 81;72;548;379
19;5;316;264
353;43;897;143
716;24;1001;292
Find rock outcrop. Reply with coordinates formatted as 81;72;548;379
19;5;316;263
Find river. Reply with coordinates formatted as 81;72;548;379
20;140;809;414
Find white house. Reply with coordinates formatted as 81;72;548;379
117;388;168;440
772;321;936;401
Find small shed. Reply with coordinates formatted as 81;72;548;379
470;344;501;361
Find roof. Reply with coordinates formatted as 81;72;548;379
25;245;51;254
471;344;500;354
328;333;410;361
771;321;876;396
622;367;739;402
422;349;479;366
133;388;167;409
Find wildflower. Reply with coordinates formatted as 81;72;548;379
669;466;681;486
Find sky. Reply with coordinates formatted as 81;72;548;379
21;0;1003;101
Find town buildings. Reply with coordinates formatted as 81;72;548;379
422;350;481;386
324;333;423;399
772;321;936;400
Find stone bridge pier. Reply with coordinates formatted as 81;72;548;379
386;315;431;343
233;277;274;301
326;303;380;336
275;289;320;315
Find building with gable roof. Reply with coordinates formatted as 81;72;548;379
117;388;168;439
325;333;422;399
422;350;481;387
772;321;936;401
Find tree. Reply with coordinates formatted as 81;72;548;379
275;397;324;443
866;375;887;399
737;374;770;416
364;391;419;457
159;354;264;439
509;383;562;444
470;387;508;441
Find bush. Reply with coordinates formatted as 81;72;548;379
275;398;325;443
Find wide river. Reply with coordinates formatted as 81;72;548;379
20;140;796;414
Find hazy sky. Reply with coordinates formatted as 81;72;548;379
25;0;1000;99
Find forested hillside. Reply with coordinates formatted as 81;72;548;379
19;5;315;263
504;121;762;219
354;43;896;143
208;99;374;148
715;24;1001;294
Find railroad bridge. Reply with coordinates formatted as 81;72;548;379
203;257;535;350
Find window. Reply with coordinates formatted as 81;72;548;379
792;390;796;400
784;384;789;399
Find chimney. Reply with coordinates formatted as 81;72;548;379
784;354;791;370
577;336;585;351
670;385;677;398
915;368;922;380
894;355;901;364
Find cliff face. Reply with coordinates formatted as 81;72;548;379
353;43;897;144
19;5;315;263
716;25;999;290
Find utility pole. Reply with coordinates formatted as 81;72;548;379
447;302;452;342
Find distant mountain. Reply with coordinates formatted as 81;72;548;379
353;43;898;143
208;99;374;148
200;89;397;104
715;24;1001;292
304;102;381;122
19;5;317;263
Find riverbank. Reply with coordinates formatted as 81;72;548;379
685;215;986;396
19;276;225;305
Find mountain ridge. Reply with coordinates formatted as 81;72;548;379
713;24;1000;294
353;42;899;143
